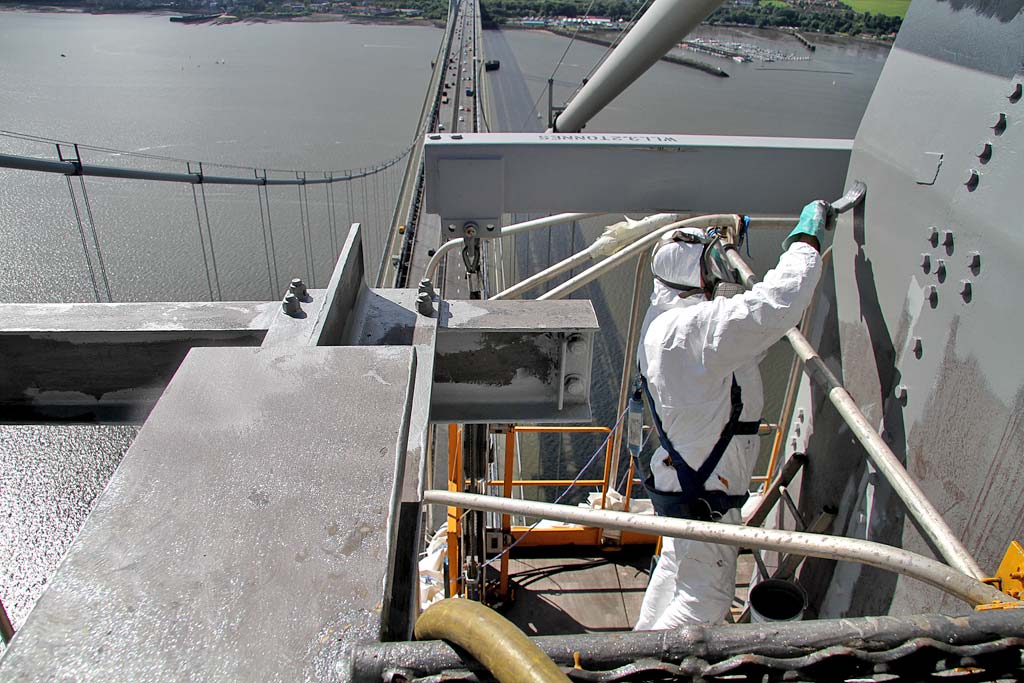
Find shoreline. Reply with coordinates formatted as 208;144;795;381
0;5;441;27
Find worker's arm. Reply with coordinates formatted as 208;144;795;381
698;241;822;378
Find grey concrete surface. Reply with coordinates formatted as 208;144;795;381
0;345;416;682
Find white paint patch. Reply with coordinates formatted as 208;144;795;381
362;370;392;386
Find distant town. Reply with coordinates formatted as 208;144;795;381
8;0;903;39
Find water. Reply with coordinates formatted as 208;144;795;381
0;12;889;633
0;11;443;303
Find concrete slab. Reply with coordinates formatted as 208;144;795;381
0;345;416;682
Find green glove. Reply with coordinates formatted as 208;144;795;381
782;200;828;250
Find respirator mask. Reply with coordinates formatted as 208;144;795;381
651;228;743;300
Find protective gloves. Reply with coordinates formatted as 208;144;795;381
782;200;829;251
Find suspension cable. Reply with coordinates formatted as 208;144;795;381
189;183;215;302
65;176;102;303
197;167;222;301
255;175;275;299
77;175;112;302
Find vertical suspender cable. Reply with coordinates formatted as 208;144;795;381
361;173;371;260
372;166;382;258
263;172;280;296
255;171;275;299
344;174;355;234
301;178;316;287
77;176;112;302
65;175;102;302
197;163;223;300
190;182;215;302
325;173;338;258
296;179;313;287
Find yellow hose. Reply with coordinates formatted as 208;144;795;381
414;599;572;683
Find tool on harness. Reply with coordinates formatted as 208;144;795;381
627;383;645;459
641;373;760;521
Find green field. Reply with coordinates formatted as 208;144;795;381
840;0;911;18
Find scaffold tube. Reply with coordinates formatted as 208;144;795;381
422;490;1008;607
415;599;572;683
721;247;985;580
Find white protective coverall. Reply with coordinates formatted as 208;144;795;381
634;239;822;630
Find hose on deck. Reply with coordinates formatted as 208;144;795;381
414;599;572;683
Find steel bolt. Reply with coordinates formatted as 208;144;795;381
894;385;908;402
564;374;585;397
416;292;434;316
1010;82;1022;103
790;439;798;451
965;169;980;191
793;424;801;437
912;337;923;358
448;224;456;233
418;278;434;297
567;334;586;354
282;293;302;317
920;253;931;273
925;285;938;307
992;112;1007;135
289;278;308;298
927;227;939;247
428;134;442;140
451;134;463;140
796;409;805;423
978;142;993;163
942;230;955;248
960;280;973;302
935;259;947;281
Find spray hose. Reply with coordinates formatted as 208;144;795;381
414;599;572;683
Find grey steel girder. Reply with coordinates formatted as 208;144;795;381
423;133;853;232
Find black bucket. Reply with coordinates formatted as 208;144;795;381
748;579;807;622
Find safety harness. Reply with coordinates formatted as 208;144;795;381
641;373;760;521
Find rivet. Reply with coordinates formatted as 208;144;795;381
927;227;939;247
920;253;931;273
992;112;1007;135
925;285;938;307
935;259;947;281
978;142;993;163
967;251;981;272
1010;82;1023;103
790;439;798;451
451;133;463;140
942;230;955;248
894;385;908;402
448;224;456;233
428;134;442;140
960;280;973;302
486;224;495;231
912;337;923;358
793;424;801;437
796;409;805;423
282;293;302;316
965;169;980;191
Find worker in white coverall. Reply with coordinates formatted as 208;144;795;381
634;201;826;630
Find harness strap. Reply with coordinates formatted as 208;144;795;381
640;373;758;493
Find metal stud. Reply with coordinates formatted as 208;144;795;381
1010;82;1022;104
289;278;308;299
912;337;923;358
925;285;938;307
282;293;302;316
564;375;585;396
935;259;947;281
927;227;939;247
920;253;931;273
416;292;434;316
965;169;980;191
960;280;973;302
967;251;981;273
993;112;1007;135
978;142;993;163
894;385;908;402
942;230;955;248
